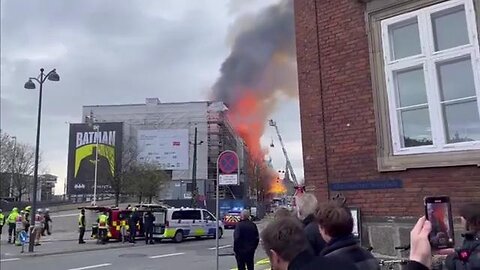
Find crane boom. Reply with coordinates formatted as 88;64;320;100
269;119;299;186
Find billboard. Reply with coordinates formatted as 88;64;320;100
67;122;123;195
137;129;189;170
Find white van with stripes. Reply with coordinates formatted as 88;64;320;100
136;205;224;243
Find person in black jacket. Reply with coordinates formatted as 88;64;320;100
296;193;326;255
316;202;379;270
143;211;155;245
261;216;356;270
128;209;139;243
445;203;480;270
233;210;259;270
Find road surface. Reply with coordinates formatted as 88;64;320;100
1;230;268;270
0;209;271;270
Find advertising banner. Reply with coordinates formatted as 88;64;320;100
137;129;189;170
67;122;123;195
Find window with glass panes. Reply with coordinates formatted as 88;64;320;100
381;0;480;155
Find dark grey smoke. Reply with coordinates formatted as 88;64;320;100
211;0;297;106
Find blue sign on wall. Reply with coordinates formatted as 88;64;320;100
329;179;403;191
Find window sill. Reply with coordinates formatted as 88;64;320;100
378;149;480;171
393;142;480;155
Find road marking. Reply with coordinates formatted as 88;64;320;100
51;213;78;218
209;244;232;250
0;258;20;262
67;263;112;270
230;258;271;270
256;258;270;265
149;252;185;259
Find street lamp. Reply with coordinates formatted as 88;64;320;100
24;68;60;252
85;114;100;206
9;136;17;198
190;126;204;208
92;124;100;206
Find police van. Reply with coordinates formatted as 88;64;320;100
136;204;224;243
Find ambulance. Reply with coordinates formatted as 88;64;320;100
136;204;224;243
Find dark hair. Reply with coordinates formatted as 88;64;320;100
261;217;309;262
316;202;354;238
460;203;480;232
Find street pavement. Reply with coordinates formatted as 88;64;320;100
0;209;272;270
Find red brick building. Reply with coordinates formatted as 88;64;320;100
295;0;480;253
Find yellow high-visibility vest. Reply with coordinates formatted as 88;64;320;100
98;214;108;229
79;214;85;228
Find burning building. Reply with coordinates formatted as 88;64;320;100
211;0;298;195
76;99;251;202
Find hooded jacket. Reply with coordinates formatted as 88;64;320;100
288;249;356;270
321;234;379;270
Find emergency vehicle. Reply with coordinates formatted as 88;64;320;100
80;206;136;242
134;205;224;243
223;210;241;229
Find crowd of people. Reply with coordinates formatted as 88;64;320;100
78;205;155;245
0;206;52;246
233;194;480;270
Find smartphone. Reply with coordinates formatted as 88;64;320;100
424;196;455;249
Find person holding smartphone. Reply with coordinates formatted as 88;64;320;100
445;203;480;270
408;203;480;270
406;216;454;270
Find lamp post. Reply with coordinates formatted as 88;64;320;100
85;114;100;206
9;136;17;198
191;127;203;208
24;68;60;252
92;124;100;206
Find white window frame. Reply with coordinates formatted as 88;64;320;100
381;0;480;155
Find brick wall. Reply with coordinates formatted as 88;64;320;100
294;0;480;217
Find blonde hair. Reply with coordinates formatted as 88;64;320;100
295;193;318;220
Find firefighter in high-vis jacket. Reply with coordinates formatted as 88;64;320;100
7;207;19;244
97;211;109;244
0;209;5;240
15;210;25;246
33;209;45;246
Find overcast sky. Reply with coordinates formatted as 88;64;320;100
0;0;303;194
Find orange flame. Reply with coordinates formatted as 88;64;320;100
227;91;286;195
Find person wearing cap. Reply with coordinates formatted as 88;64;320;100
0;209;4;240
78;209;86;244
7;207;19;243
97;211;109;244
15;210;25;246
34;209;45;246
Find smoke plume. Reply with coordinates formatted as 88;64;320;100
212;0;296;105
211;0;296;194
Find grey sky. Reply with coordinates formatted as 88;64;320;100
0;0;303;194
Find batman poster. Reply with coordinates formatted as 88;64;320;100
67;122;123;195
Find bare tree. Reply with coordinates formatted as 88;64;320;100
0;132;40;201
0;132;14;197
12;143;38;201
125;163;170;204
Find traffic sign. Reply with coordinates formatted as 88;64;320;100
215;150;240;269
219;174;238;185
218;151;238;174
